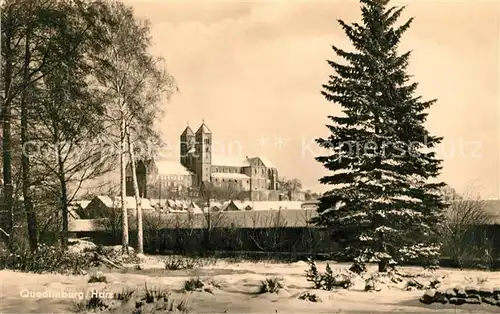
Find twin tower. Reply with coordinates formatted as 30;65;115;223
179;121;212;187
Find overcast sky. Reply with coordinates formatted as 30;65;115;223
123;0;499;198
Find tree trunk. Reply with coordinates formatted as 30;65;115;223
126;124;143;254
59;174;69;249
20;25;38;252
202;184;211;253
120;117;129;254
377;230;390;272
55;129;69;249
1;10;15;251
378;260;389;272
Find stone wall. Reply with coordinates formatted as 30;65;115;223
420;286;500;307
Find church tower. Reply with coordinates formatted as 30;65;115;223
194;121;212;186
180;123;195;172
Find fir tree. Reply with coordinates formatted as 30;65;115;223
313;0;446;271
305;257;323;289
321;263;335;290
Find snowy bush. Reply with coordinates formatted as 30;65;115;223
0;243;94;274
305;258;353;290
259;277;284;294
164;256;204;270
184;278;204;292
299;292;322;302
88;271;107;283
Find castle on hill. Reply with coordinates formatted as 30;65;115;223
126;121;279;200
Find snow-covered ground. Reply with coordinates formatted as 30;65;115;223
1;258;500;313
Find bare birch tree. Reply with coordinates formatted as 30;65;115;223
126;124;143;254
92;1;177;254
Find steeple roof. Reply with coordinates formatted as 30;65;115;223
181;126;194;137
196;121;211;134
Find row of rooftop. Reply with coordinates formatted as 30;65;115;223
69;196;320;219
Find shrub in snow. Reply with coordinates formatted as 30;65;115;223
113;287;136;302
164;256;203;270
299;292;322;302
73;295;109;312
88;271;107;283
73;283;190;313
305;258;353;290
184;278;204;292
349;261;367;275
258;277;284;294
0;243;94;274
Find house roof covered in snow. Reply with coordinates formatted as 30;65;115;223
246;156;277;169
211;155;277;169
67;206;81;219
92;195;153;210
74;200;91;209
154;160;192;176
95;195;114;208
165;199;202;214
203;201;232;212
211;155;249;167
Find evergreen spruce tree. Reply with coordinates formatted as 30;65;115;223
313;0;447;271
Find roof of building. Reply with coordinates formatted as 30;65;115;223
211;155;276;169
165;199;203;214
181;126;194;137
149;198;169;207
196;123;211;134
67;206;81;219
230;201;254;210
120;197;153;210
155;160;193;176
74;200;91;209
189;201;202;214
95;195;114;208
247;156;277;169
93;195;153;210
202;201;232;211
211;172;250;180
212;155;248;167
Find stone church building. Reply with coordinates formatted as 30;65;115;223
126;121;279;200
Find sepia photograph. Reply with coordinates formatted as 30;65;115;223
0;0;499;313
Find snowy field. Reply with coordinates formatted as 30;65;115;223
1;257;500;313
